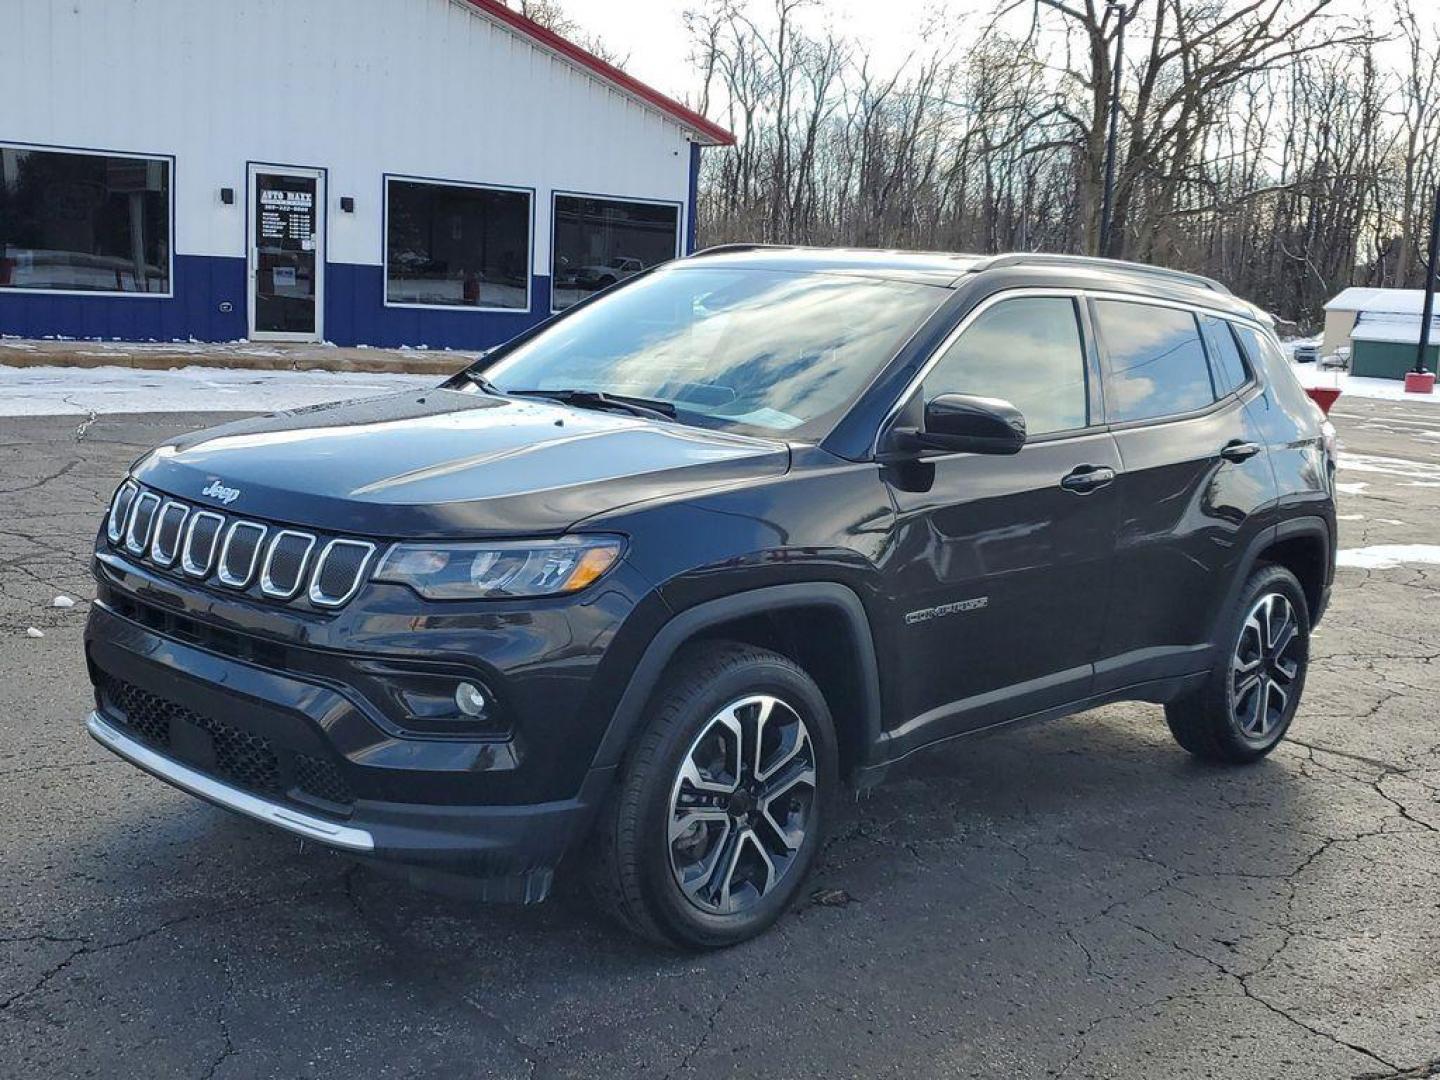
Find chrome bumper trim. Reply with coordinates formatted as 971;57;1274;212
86;711;375;852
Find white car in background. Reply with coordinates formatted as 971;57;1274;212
572;255;645;289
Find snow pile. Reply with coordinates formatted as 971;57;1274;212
0;365;436;417
1336;545;1440;570
1291;362;1440;405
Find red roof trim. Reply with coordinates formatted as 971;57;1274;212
461;0;735;146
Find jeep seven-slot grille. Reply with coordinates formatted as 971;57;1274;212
105;481;377;610
99;674;355;810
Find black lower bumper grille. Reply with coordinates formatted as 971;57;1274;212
99;675;354;812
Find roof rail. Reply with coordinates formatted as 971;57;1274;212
688;243;796;258
977;253;1231;295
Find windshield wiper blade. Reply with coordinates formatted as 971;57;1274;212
505;388;677;421
459;369;499;394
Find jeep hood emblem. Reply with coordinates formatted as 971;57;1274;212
201;479;241;505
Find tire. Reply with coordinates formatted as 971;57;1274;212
586;641;838;949
1165;564;1310;763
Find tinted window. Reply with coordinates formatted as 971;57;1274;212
386;179;530;309
1234;323;1316;419
1198;314;1250;394
484;266;945;439
923;297;1088;435
552;195;679;311
1097;301;1215;422
0;145;170;294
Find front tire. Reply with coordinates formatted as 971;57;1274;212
587;642;838;949
1166;564;1310;763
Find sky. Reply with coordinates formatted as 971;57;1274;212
556;0;1405;112
557;0;988;106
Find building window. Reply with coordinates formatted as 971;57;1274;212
552;194;679;311
384;177;531;310
0;144;171;295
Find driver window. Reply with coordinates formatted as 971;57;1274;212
924;296;1089;436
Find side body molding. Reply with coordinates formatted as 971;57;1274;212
590;582;884;772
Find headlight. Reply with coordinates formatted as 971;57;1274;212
374;535;624;600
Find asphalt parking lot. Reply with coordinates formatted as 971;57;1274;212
2;394;1438;1079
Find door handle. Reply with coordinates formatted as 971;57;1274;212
1060;465;1116;494
1220;440;1262;463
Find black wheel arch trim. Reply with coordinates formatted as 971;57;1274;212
1214;515;1333;640
590;582;884;773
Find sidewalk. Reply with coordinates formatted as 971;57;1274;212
0;337;478;376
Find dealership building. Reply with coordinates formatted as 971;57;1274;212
0;0;732;348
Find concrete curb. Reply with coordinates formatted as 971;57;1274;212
0;348;471;377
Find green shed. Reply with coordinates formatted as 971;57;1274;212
1350;316;1440;380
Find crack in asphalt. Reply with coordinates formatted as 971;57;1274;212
1120;918;1400;1073
0;884;344;1016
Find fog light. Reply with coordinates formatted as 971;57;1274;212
454;681;489;718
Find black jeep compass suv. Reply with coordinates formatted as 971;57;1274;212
86;247;1336;948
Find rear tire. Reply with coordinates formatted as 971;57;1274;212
586;641;838;949
1165;564;1310;763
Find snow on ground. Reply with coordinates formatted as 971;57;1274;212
1336;544;1440;570
1290;361;1440;404
0;365;437;417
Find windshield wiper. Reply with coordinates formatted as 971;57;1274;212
459;369;499;394
504;388;677;422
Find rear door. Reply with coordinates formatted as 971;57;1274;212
880;292;1122;755
1090;298;1276;693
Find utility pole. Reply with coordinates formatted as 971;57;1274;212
1415;184;1440;376
1098;2;1128;259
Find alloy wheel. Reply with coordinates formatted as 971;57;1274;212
667;694;817;915
1230;592;1303;741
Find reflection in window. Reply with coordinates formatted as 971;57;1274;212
485;266;945;439
551;195;679;311
385;179;530;309
0;145;170;294
923;297;1088;435
1198;314;1250;395
1097;301;1216;422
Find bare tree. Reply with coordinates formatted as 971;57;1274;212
686;0;1413;330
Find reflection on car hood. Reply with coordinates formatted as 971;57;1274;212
132;389;790;538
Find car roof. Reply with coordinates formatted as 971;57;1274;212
681;244;1269;323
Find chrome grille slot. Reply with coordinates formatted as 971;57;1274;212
181;511;225;577
124;492;161;555
217;521;268;588
309;539;376;608
103;481;376;609
260;530;316;599
149;501;190;566
107;480;139;544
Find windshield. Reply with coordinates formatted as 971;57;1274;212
478;266;947;439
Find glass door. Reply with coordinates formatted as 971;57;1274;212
248;166;324;340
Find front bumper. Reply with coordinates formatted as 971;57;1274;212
84;595;620;902
87;708;613;901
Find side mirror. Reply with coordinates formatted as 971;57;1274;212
889;394;1027;457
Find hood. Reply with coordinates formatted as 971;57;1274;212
131;389;790;539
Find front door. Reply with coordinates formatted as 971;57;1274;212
248;165;324;341
880;292;1121;757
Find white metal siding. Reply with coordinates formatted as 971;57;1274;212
0;0;695;272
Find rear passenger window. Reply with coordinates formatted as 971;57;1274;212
924;296;1088;436
1198;314;1250;394
1095;301;1216;422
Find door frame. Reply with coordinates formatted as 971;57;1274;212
246;162;326;342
